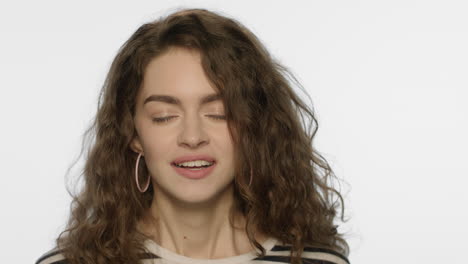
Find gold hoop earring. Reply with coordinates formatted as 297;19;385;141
135;153;151;192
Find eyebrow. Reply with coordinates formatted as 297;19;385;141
143;93;222;106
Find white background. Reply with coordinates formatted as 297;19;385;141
1;0;467;263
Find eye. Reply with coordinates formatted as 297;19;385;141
152;116;176;123
208;115;226;120
152;115;226;123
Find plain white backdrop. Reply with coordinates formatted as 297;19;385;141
1;0;467;263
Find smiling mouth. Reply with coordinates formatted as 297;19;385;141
171;162;217;179
172;162;216;169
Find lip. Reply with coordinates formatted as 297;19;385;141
171;162;216;179
172;155;216;165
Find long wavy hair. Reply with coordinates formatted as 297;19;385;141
56;7;350;264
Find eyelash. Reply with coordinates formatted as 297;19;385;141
152;115;226;123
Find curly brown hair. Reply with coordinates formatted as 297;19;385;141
56;7;350;264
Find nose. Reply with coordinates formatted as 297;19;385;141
177;114;209;148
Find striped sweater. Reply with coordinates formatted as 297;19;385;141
36;237;350;264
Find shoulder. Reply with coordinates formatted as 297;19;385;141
261;241;350;264
35;248;67;264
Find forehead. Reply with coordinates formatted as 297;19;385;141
140;47;216;96
138;49;223;109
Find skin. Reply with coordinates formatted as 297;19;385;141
130;47;268;259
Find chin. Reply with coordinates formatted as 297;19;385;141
169;181;233;204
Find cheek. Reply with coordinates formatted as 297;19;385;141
216;130;235;154
139;131;172;160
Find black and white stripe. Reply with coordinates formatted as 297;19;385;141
36;243;350;264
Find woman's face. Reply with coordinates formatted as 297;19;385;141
131;47;236;204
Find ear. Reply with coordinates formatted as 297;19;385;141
130;135;144;155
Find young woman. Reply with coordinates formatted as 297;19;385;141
36;8;350;264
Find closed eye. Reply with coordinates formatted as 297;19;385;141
152;116;176;123
208;115;226;120
152;115;226;123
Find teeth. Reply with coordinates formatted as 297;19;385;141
176;160;213;167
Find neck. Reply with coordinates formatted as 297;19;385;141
138;185;267;259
